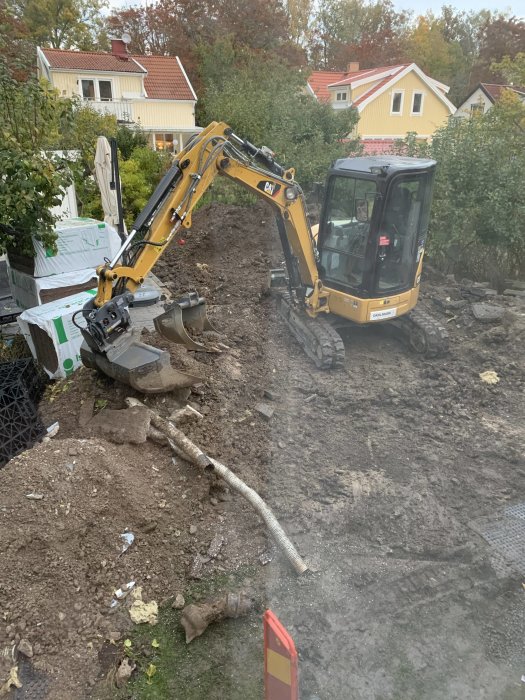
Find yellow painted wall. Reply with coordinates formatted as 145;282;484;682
357;71;450;137
48;70;144;100
133;101;195;130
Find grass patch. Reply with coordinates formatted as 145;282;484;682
100;566;263;699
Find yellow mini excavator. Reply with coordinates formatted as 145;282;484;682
79;121;448;393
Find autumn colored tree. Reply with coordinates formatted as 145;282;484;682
469;14;525;89
0;1;33;79
13;0;107;50
310;0;410;69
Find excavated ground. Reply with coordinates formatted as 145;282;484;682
1;201;524;699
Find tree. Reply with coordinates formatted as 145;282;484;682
469;14;525;89
15;0;107;50
491;52;525;86
0;1;33;79
310;0;410;69
200;49;360;189
395;94;525;284
0;69;72;255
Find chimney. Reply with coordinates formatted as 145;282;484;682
347;62;360;73
111;39;128;60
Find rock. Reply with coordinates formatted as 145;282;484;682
472;303;505;323
189;524;197;535
263;390;281;401
505;279;525;291
172;593;186;610
78;399;94;427
503;288;525;298
433;298;468;312
17;639;33;658
115;657;136;688
90;407;151;444
189;554;205;579
255;403;274;421
207;533;224;558
209;497;218;506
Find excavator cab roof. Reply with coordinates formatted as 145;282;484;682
332;155;437;176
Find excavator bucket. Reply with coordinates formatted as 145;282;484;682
80;330;201;394
154;292;218;352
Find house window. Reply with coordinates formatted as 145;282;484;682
336;92;348;102
391;91;403;115
155;133;175;152
470;103;484;116
411;92;423;115
81;79;95;100
80;78;113;101
99;80;113;101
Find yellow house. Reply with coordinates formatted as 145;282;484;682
37;39;201;152
307;62;456;153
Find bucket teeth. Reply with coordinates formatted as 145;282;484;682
154;293;217;352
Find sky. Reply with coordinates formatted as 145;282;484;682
106;0;525;18
393;0;525;14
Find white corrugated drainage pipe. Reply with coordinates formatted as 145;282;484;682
126;398;308;575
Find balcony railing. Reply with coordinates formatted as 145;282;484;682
84;100;134;123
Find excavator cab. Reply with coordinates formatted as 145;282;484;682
317;156;436;299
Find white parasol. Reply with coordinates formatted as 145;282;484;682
94;136;124;231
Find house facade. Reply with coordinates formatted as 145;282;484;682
307;62;456;153
37;39;200;153
455;83;525;118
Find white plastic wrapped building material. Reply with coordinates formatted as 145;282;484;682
8;218;121;278
7;262;97;309
17;290;96;379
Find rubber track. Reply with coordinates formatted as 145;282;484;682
276;293;345;370
403;307;449;358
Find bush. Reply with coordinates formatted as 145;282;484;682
200;45;360;193
394;95;525;286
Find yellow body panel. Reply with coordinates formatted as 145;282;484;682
357;71;450;137
326;285;420;323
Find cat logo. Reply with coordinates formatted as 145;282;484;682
257;180;281;197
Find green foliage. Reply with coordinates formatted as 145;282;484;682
491;52;525;86
116;124;148;160
0;70;72;254
118;148;170;227
58;102;118;168
395;97;525;285
15;0;108;49
200;47;360;192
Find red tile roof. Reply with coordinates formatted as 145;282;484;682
41;48;146;73
307;70;347;101
353;69;406;107
308;64;409;104
480;82;525;101
40;48;196;101
132;55;195;101
329;65;407;89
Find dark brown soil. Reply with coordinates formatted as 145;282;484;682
1;200;524;698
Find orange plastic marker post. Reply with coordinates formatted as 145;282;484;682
264;610;299;700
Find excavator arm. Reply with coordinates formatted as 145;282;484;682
79;121;326;392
